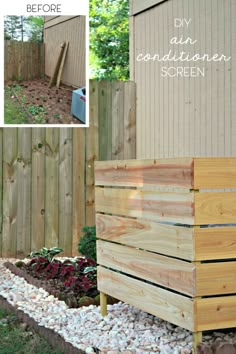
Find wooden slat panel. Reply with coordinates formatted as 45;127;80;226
2;129;18;258
16;129;32;258
112;82;124;160
45;129;59;248
98;266;194;331
96;214;194;260
194;158;236;189
95;158;194;188
31;128;45;252
124;81;136;159
196;262;236;296
98;81;112;161
194;227;236;261
97;240;195;296
72;128;85;256
59;129;73;256
194;192;236;225
195;296;236;331
95;187;194;224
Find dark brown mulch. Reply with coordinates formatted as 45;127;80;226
197;342;236;354
6;79;85;124
0;294;85;354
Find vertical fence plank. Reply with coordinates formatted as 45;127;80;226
86;81;99;226
72;128;86;256
124;81;136;159
16;129;32;258
31;128;45;252
2;129;18;258
0;129;3;257
59;128;73;256
98;81;112;161
45;128;59;248
112;81;125;160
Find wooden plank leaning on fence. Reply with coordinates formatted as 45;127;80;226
48;42;66;88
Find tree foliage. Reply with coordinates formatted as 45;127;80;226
90;0;129;80
4;16;43;42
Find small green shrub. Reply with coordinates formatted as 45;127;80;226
78;226;96;261
27;247;63;262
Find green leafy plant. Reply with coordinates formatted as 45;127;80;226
27;104;47;124
27;247;63;262
53;114;60;119
78;226;97;261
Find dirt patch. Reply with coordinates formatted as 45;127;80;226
5;79;85;125
0;294;85;354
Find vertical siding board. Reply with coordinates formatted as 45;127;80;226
206;0;212;156
86;81;99;226
218;0;225;156
0;129;2;257
112;82;124;160
172;0;179;158
163;2;169;157
231;0;236;154
72;128;86;256
59;128;73;256
224;0;231;156
45;128;59;248
2;129;18;258
159;5;164;158
31;128;45;252
168;1;174;158
200;0;207;156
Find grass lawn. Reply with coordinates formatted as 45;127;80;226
4;86;29;124
0;306;62;354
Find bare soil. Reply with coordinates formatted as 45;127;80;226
5;79;85;125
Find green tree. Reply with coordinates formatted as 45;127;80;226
90;0;129;80
4;16;22;40
27;16;44;42
4;16;43;42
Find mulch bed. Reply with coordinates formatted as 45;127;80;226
5;79;85;124
0;294;85;354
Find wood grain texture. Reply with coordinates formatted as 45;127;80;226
45;129;59;248
194;226;236;261
196;261;236;296
97;240;195;296
72;128;85;256
194;158;236;189
2;129;18;257
16;129;32;258
59;128;73;256
194;192;236;225
31;129;45;252
95;158;194;188
96;213;194;260
98;266;194;331
195;296;236;331
124;81;136;159
95;187;194;224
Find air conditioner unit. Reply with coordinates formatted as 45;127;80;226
71;87;86;123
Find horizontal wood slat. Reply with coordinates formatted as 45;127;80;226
194;158;236;189
96;213;194;260
97;240;195;296
95;187;194;224
194;227;236;261
195;296;236;331
194;192;236;225
196;262;236;296
95;158;193;188
97;266;194;331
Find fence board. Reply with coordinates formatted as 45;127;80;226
98;81;112;161
45;129;59;248
59;128;73;256
98;266;194;331
2;129;18;257
4;41;44;81
31;128;45;251
97;240;195;296
96;213;194;260
16;129;32;258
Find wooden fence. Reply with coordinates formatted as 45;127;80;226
4;40;45;81
95;157;236;353
0;80;136;258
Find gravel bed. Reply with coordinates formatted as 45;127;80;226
0;258;236;354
